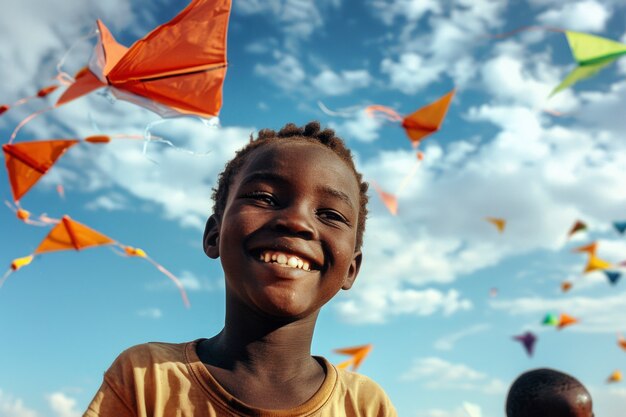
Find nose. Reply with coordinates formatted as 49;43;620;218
272;202;316;239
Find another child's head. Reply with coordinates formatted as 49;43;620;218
204;121;368;318
506;368;594;417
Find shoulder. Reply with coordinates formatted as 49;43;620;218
325;361;397;416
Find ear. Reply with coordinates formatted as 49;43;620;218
342;250;362;290
203;214;220;259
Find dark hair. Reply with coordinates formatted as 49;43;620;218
212;121;368;250
506;368;589;417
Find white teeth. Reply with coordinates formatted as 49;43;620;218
258;251;314;271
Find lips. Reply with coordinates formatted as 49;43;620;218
249;243;322;272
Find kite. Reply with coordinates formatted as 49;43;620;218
371;182;398;216
550;31;626;97
561;280;573;292
613;221;626;235
513;331;537;357
567;220;587;238
604;270;621;285
485;217;506;233
334;344;372;372
1;215;190;307
583;255;611;273
557;313;578;329
365;89;455;148
607;370;622;383
0;85;59;116
542;313;559;326
56;0;231;119
572;242;598;256
618;334;626;351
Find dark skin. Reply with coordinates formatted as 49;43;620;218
529;387;594;417
199;140;363;409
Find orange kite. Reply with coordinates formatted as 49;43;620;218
365;89;455;147
2;216;190;307
371;182;398;216
334;344;373;371
56;0;231;118
486;217;506;233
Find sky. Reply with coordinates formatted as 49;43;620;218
1;0;626;416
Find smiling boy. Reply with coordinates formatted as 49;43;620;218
84;122;397;416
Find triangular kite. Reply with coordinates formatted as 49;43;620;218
613;221;626;235
334;344;372;372
604;270;621;285
371;182;398;215
3;140;79;202
557;313;578;329
513;331;537;357
607;370;622;383
567;220;587;238
57;0;231;118
485;217;506;233
584;255;611;273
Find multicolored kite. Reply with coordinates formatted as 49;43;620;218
551;31;626;97
56;0;231;119
2;215;190;307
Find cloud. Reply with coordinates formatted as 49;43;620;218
85;193;129;211
536;0;611;32
368;0;441;25
329;110;384;143
311;69;372;96
434;324;491;351
46;392;80;417
137;308;163;319
0;390;38;417
401;357;507;394
254;52;307;93
380;53;443;94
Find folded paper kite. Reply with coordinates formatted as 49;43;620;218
485;217;506;233
567;220;587;238
572;241;598;256
513;331;537;357
56;0;231;118
557;313;578;329
365;89;455;148
607;370;622;383
551;31;626;97
613;221;626;235
1;215;190;307
334;344;372;372
584;255;611;274
604;270;621;285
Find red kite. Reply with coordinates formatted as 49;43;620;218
2;216;190;307
334;344;372;372
561;281;573;292
56;0;231;119
567;220;587;238
365;89;455;147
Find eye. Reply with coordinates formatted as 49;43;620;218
243;191;277;206
317;209;350;225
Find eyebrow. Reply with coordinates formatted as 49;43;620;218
240;171;355;210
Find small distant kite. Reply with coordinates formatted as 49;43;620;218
485;217;506;233
334;344;372;372
371;182;398;216
1;215;190;307
542;313;559;326
584;255;611;274
513;331;537;357
542;312;578;329
572;242;598;256
550;31;626;97
604;270;621;285
607;370;622;383
56;0;231;119
618;334;626;351
561;280;573;292
365;89;455;148
567;220;587;239
613;221;626;235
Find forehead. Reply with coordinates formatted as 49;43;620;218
235;140;360;197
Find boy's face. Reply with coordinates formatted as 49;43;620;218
205;140;362;319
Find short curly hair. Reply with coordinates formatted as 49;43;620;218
212;121;368;250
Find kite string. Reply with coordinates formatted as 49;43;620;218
142;118;215;157
55;26;99;85
8;107;52;144
317;101;365;118
394;157;421;195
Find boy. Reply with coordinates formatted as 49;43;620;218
84;121;397;416
506;368;594;417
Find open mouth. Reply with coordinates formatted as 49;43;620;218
255;250;319;272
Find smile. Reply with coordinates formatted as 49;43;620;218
257;250;314;271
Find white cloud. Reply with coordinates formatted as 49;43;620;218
0;390;38;417
311;69;372;96
401;357;507;394
537;0;611;32
380;53;443;94
368;0;441;25
137;308;163;319
85;193;128;211
434;324;491;351
329;110;384;143
254;52;307;93
46;392;80;417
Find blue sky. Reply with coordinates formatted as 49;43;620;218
1;0;626;416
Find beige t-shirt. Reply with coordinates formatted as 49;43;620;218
84;340;397;417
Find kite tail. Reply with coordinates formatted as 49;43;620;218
486;25;564;40
364;105;404;122
143;256;191;308
1;86;58;119
4;201;58;227
395;156;422;195
317;101;365;118
142;118;213;157
0;269;12;289
55;27;99;85
8;107;53;144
